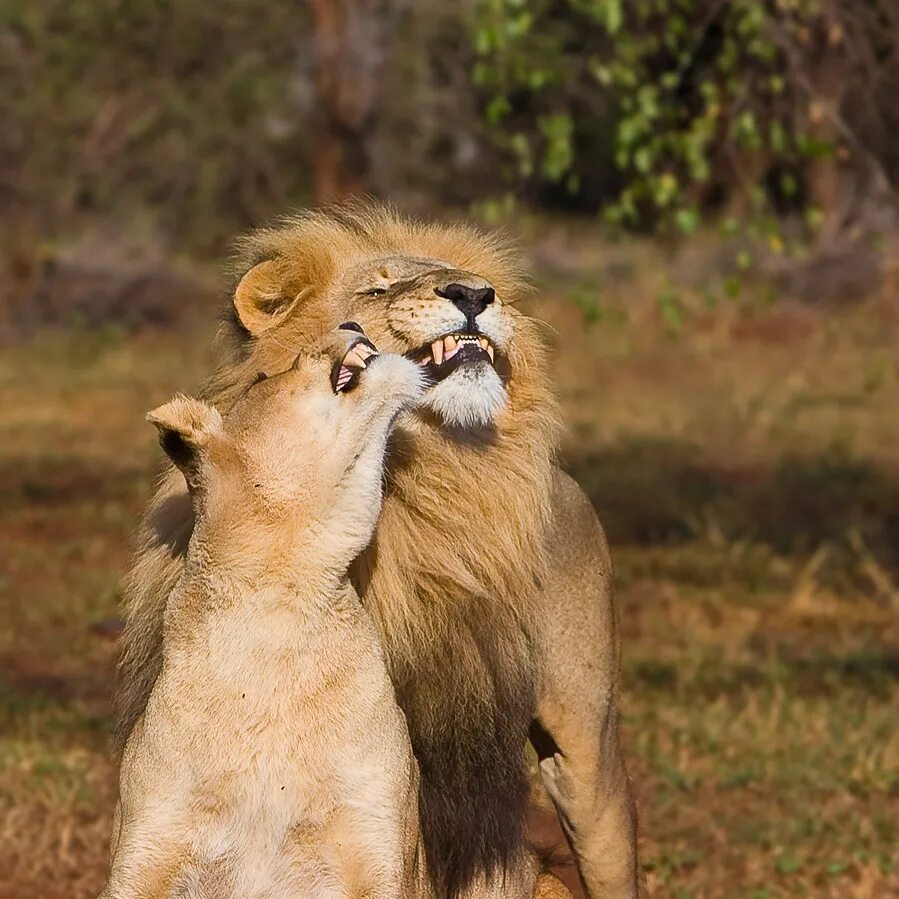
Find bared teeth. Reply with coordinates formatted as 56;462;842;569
355;343;377;363
342;348;366;370
335;366;355;390
335;343;378;391
423;333;497;367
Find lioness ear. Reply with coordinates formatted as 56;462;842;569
233;259;302;335
146;395;223;477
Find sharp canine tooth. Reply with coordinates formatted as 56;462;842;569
487;344;495;362
343;348;366;369
336;366;354;390
479;337;488;349
431;339;444;365
445;335;457;353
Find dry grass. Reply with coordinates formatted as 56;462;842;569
1;241;897;897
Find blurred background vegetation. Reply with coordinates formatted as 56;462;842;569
2;0;898;339
3;1;897;253
1;3;898;897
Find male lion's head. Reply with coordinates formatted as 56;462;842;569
215;203;551;438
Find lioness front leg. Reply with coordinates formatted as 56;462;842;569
532;472;638;898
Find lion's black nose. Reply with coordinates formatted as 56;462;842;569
434;283;495;330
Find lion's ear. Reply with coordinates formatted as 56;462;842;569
146;396;224;480
233;259;300;335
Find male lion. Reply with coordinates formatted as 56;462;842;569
117;204;638;898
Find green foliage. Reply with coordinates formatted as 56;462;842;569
471;0;878;244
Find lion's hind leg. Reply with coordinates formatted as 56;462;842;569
532;472;639;899
535;739;637;899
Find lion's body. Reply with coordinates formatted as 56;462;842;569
116;205;636;898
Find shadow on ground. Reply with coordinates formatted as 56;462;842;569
567;437;899;571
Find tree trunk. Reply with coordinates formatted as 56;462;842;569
308;0;386;203
804;10;850;243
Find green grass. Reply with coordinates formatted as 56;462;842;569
1;263;897;897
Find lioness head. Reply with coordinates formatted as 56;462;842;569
148;325;423;570
218;203;548;435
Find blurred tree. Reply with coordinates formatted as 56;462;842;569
309;0;388;202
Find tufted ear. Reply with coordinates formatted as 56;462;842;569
146;395;224;480
233;259;302;335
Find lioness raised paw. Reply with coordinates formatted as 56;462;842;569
102;327;429;898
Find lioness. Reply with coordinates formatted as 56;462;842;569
102;329;426;897
118;205;638;898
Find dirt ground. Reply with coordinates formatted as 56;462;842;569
1;241;898;898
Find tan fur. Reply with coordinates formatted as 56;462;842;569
102;331;428;898
116;203;634;898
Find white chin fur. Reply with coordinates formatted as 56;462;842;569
422;362;506;429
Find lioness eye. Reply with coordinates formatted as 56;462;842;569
364;287;387;297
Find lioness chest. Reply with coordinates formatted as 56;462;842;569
123;589;409;874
